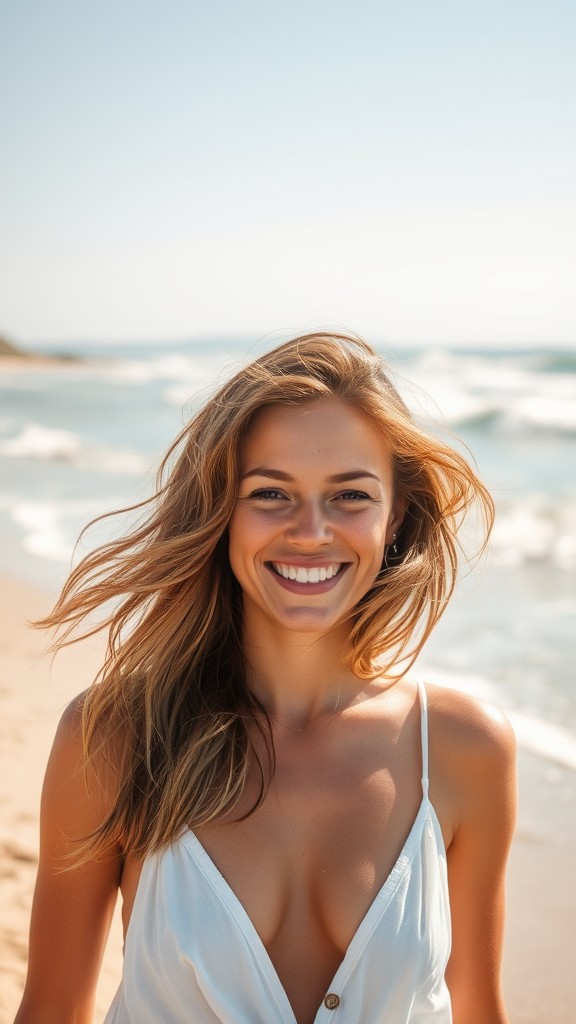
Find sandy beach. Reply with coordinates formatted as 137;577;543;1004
1;572;574;1023
0;575;123;1022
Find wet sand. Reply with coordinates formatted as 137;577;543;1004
1;573;574;1022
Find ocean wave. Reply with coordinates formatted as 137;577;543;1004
127;348;576;434
499;394;576;433
0;423;150;475
403;350;576;435
131;346;576;435
489;497;576;571
10;501;77;562
509;711;576;771
522;350;576;374
99;350;240;387
0;494;131;564
0;497;94;563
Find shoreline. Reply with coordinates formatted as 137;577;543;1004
1;571;574;1022
0;355;88;373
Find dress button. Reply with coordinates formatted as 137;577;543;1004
324;993;340;1010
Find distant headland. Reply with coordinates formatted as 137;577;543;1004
0;335;81;367
0;336;33;359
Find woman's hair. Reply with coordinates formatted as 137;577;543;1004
40;331;494;861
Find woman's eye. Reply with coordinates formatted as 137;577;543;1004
337;490;372;502
248;488;287;501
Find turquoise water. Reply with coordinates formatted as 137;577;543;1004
1;338;575;764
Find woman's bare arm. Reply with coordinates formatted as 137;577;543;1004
435;690;517;1024
14;697;123;1024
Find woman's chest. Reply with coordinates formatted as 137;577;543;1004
195;760;424;951
121;762;422;944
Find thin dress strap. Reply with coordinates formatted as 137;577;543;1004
417;679;430;799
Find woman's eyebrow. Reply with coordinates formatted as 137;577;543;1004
241;467;292;481
327;471;381;484
240;467;381;483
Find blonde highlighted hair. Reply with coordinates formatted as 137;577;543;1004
41;332;494;859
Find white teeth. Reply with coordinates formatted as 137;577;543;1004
273;563;341;583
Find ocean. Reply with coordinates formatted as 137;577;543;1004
1;338;575;770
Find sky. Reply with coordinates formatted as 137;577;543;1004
1;0;575;348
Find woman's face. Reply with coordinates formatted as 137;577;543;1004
228;397;404;639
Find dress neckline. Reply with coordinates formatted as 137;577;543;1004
178;679;437;1023
182;790;442;1024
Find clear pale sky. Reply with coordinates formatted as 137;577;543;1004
1;0;574;347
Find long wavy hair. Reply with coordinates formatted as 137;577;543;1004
40;331;494;860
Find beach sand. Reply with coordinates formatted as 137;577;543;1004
0;575;123;1022
1;573;574;1023
0;356;82;373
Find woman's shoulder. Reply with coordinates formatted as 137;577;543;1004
48;688;91;769
51;688;114;764
421;680;517;851
422;680;516;782
56;685;128;752
45;688;124;831
54;686;89;735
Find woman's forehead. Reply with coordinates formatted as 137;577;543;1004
240;398;393;475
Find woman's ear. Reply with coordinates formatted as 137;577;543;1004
386;498;406;545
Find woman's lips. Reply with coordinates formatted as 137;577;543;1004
270;561;343;583
265;561;350;592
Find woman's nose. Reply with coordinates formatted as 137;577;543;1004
285;501;333;545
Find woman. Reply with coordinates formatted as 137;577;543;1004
15;332;516;1024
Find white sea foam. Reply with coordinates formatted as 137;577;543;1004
501;386;576;433
163;383;200;408
101;350;239;387
11;502;76;562
2;498;92;563
405;351;576;435
0;424;149;475
1;423;82;460
0;494;130;565
508;712;576;772
96;346;576;434
489;497;576;571
102;355;199;384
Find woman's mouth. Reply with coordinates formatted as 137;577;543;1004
268;562;345;584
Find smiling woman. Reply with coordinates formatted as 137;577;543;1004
229;399;403;638
15;332;515;1024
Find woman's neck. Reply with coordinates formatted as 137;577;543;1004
241;615;362;731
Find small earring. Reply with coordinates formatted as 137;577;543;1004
384;533;398;570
